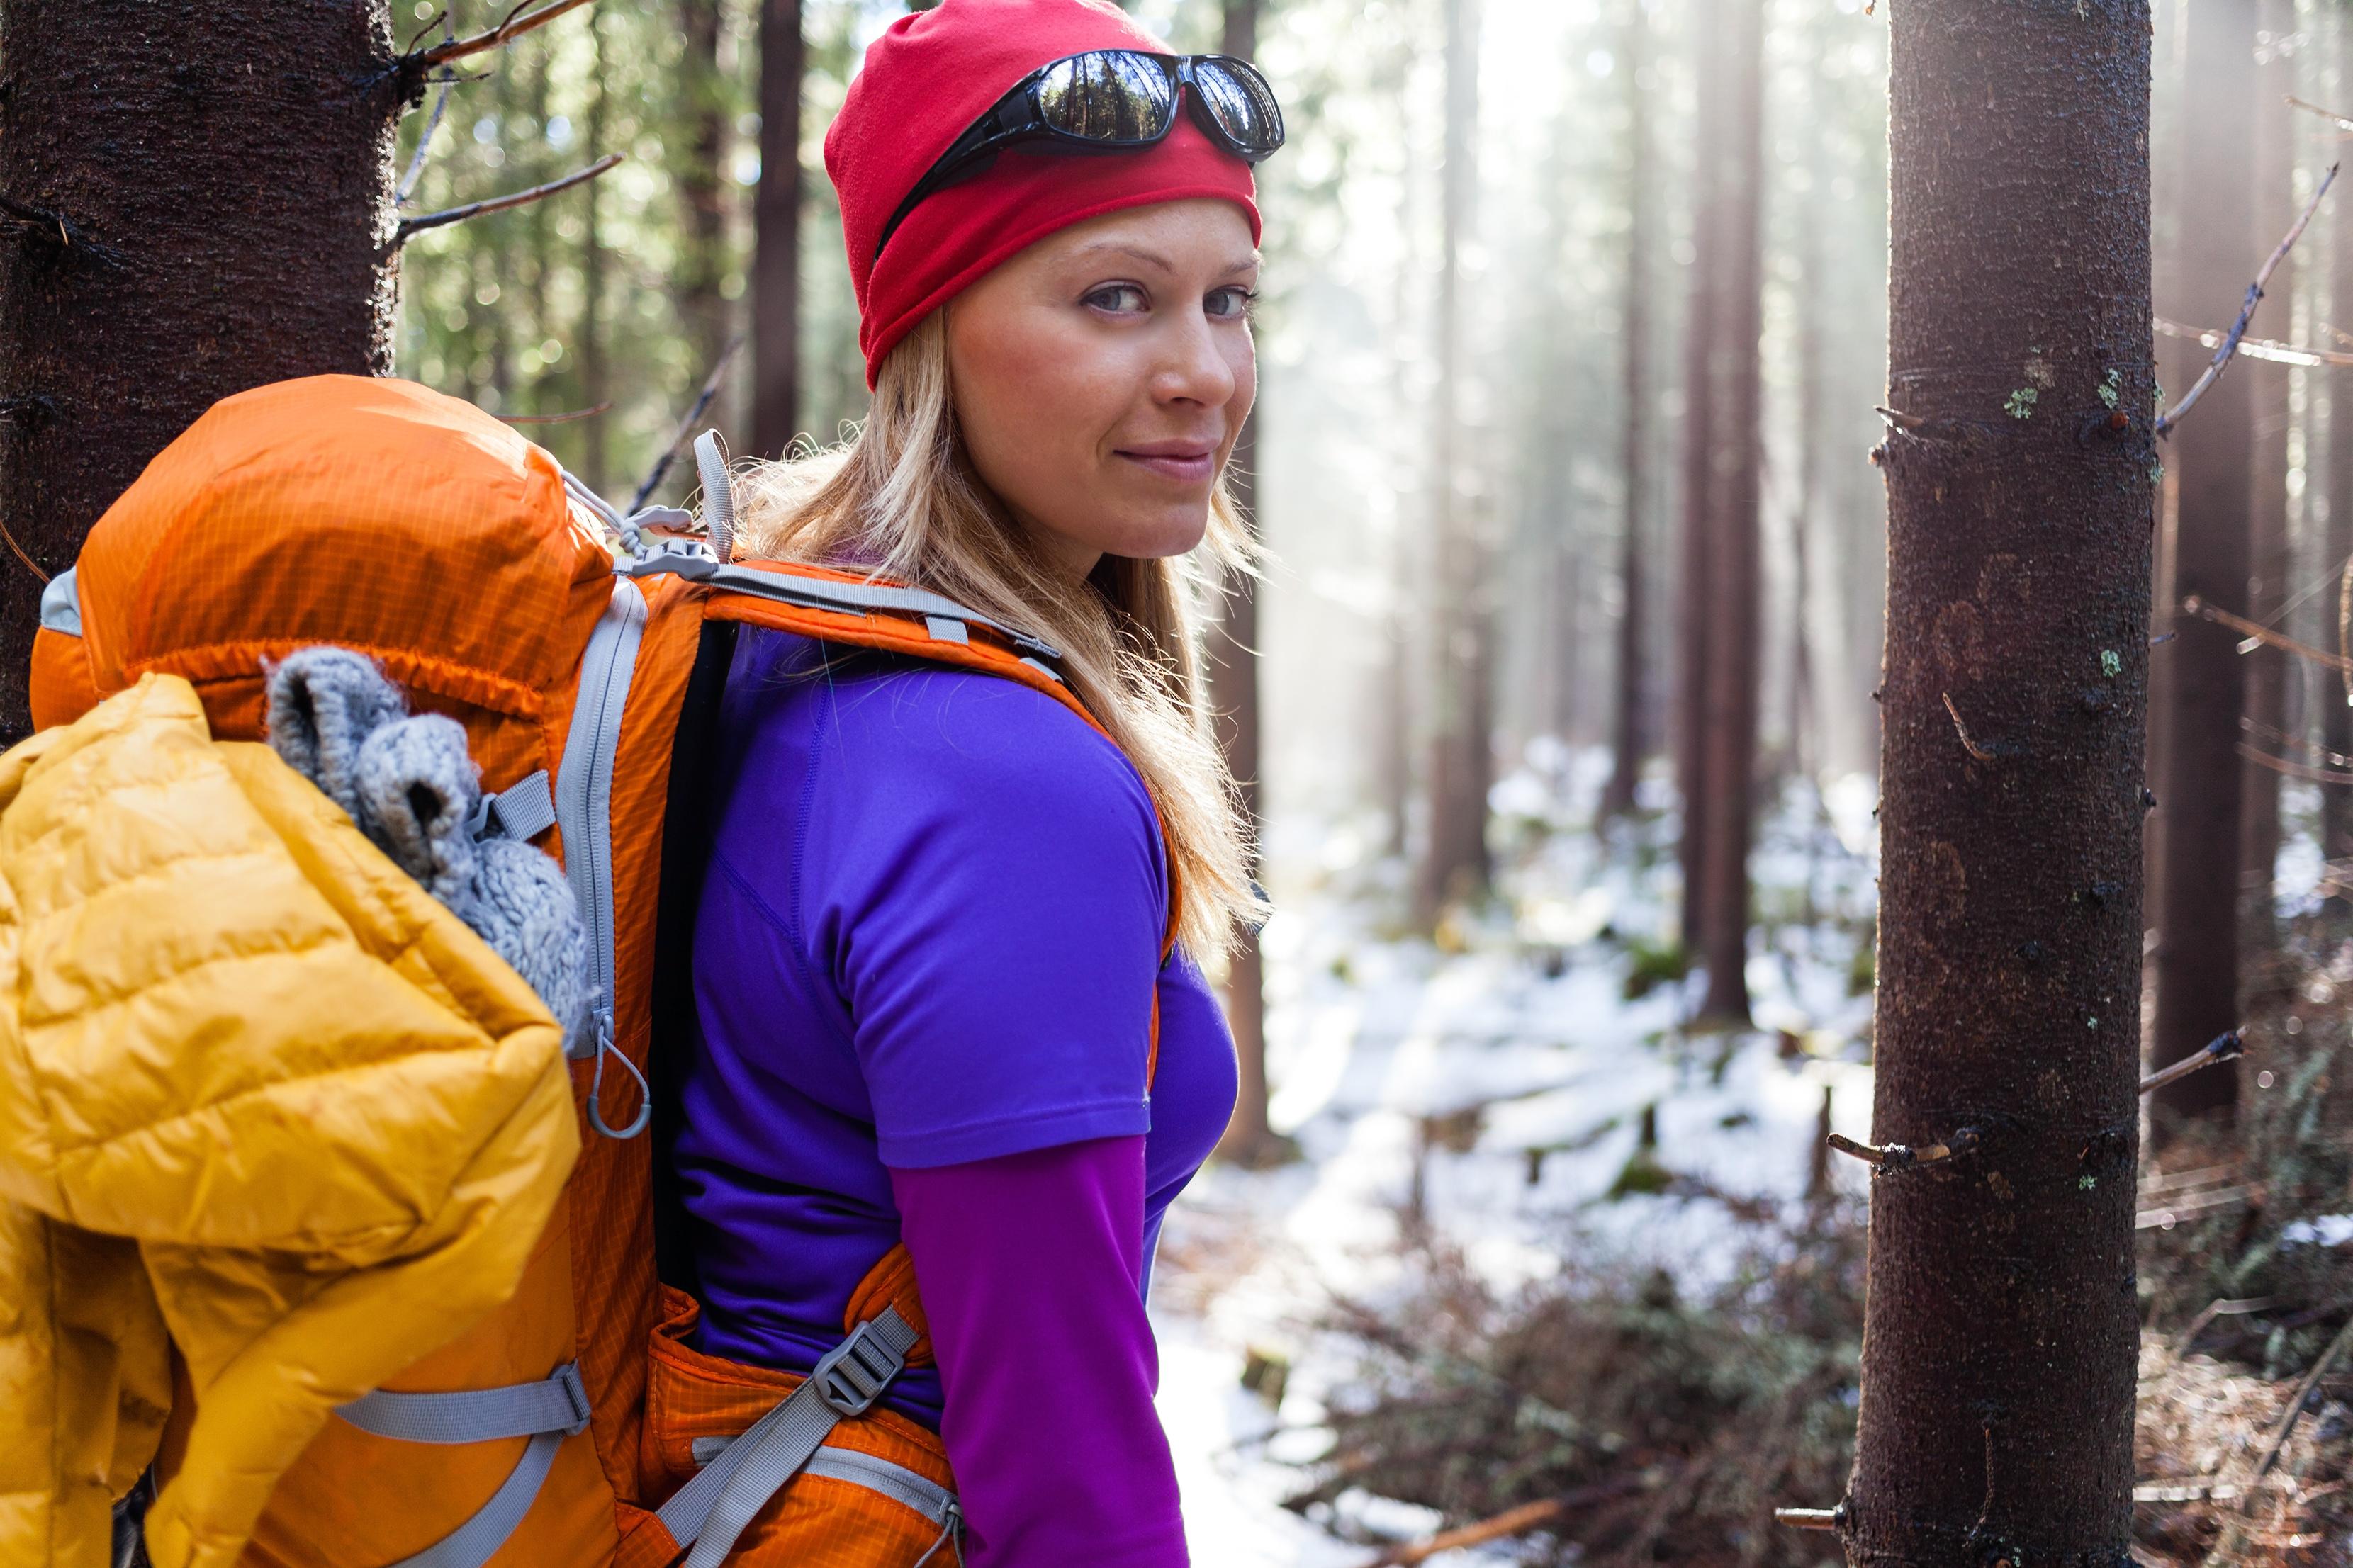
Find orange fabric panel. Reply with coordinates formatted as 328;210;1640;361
28;626;99;731
631;1288;960;1568
841;1246;934;1367
566;577;704;1517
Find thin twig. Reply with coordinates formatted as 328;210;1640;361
2201;1313;2353;1568
1774;1507;1845;1532
1942;692;1997;762
1827;1127;1978;1173
413;0;597;67
2181;593;2353;673
2288;95;2353;132
396;65;455;206
0;517;49;585
498;400;612;424
2155;315;2353;369
395;153;622;242
1875;405;1926;430
2140;1030;2245;1096
2238;742;2353;786
631;333;745;512
1356;1475;1653;1567
2159;164;2339;436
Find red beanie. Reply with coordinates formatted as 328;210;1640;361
825;0;1262;386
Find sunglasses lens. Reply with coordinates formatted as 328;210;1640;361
1194;59;1284;157
1034;51;1177;142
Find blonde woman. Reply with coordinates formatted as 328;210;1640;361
666;0;1283;1562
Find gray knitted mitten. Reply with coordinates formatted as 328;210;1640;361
264;648;595;1054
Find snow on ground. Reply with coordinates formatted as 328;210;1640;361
1151;749;1882;1560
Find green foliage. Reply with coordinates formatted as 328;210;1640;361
1621;936;1690;1000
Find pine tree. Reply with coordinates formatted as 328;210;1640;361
754;0;806;457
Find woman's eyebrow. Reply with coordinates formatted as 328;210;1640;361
1070;239;1176;270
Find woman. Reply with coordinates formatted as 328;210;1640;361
668;0;1284;1562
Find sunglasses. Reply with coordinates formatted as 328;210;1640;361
875;50;1285;261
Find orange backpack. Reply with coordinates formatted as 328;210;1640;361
33;374;1178;1568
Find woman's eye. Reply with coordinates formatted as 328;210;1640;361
1084;283;1149;314
1206;286;1258;320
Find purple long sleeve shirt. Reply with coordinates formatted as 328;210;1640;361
671;628;1237;1564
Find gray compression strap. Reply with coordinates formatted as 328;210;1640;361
661;1309;917;1567
39;568;79;636
617;551;1064;666
332;1365;590;1568
468;769;557;843
554;578;647;1070
336;1363;590;1444
689;1438;959;1525
694;430;734;565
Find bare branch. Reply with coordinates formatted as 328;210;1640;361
2239;742;2353;787
632;334;746;512
2140;1030;2244;1096
1826;1127;1979;1173
2181;592;2353;673
413;0;597;68
395;153;622;242
1355;1476;1655;1567
2287;94;2353;133
2155;315;2353;369
2158;164;2339;436
1941;692;1997;762
499;400;613;425
0;516;50;585
396;71;456;206
1774;1507;1846;1532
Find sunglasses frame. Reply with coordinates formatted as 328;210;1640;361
874;50;1284;261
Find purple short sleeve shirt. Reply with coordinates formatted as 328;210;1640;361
672;629;1238;1424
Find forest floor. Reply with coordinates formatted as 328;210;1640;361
1148;755;2353;1566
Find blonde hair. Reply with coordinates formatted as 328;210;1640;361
729;312;1259;959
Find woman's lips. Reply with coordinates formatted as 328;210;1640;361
1116;441;1218;484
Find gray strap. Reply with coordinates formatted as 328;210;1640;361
330;1365;590;1568
661;1309;916;1567
688;1440;960;1529
554;578;647;1068
922;616;968;645
695;430;734;565
335;1363;590;1444
39;568;79;636
468;769;557;843
617;552;1063;665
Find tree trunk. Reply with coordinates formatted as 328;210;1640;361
675;0;732;441
0;0;402;739
1601;0;1652;822
2240;0;2291;947
1209;0;1283;1170
1675;0;1726;954
579;5;613;495
1694;0;1763;1027
2328;5;2353;876
1847;6;2150;1565
2152;0;2257;1127
753;0;805;459
1413;0;1487;929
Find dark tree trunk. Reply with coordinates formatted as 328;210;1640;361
753;0;805;459
2329;6;2353;876
2240;0;2291;947
1694;0;1763;1027
0;0;402;738
1413;0;1488;929
1601;0;1653;820
579;6;613;494
1846;6;2150;1565
2152;0;2256;1127
676;0;732;436
1209;0;1284;1170
1675;0;1726;954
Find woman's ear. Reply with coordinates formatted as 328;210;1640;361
354;714;482;912
265;646;408;822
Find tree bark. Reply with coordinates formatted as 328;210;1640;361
579;5;613;494
753;0;805;458
1847;5;2150;1565
2240;0;2291;947
675;0;733;442
1692;0;1763;1028
2152;0;2257;1126
1601;0;1653;821
1412;0;1488;929
2328;7;2353;877
1208;0;1283;1170
0;0;403;739
1675;0;1726;954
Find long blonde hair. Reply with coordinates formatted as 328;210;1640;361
728;312;1259;959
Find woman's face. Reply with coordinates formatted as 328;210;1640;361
944;199;1259;577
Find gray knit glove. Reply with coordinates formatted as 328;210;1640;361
266;648;595;1054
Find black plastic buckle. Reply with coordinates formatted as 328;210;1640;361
809;1321;904;1418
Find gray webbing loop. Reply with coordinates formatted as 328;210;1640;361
330;1364;590;1568
337;1362;590;1444
694;429;734;566
466;769;557;843
585;1009;652;1140
40;568;80;636
659;1309;917;1568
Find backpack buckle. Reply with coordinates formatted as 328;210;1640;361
809;1320;906;1418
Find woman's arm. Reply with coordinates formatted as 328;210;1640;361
889;1135;1186;1568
